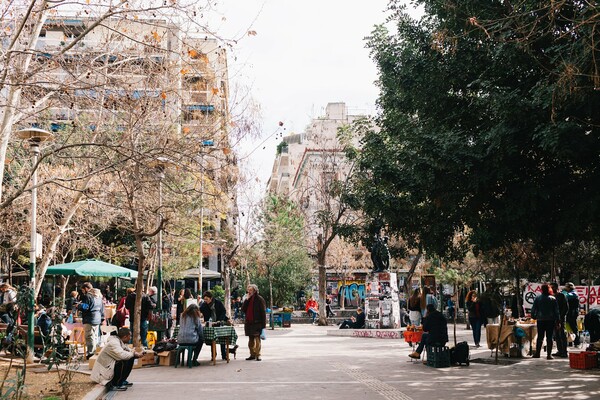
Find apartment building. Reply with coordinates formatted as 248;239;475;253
8;15;237;276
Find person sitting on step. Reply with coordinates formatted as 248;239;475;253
339;307;365;329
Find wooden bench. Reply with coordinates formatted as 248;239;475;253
0;323;46;356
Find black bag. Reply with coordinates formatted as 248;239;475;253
153;340;177;353
450;341;470;366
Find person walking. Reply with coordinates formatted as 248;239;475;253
177;304;204;366
564;282;580;346
531;283;559;359
466;290;484;348
407;288;422;326
550;282;568;357
241;284;266;361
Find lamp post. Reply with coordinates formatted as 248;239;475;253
150;157;172;315
198;139;214;293
16;127;54;363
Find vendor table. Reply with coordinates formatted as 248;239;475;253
486;323;537;357
203;325;238;365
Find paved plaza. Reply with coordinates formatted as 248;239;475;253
97;324;600;400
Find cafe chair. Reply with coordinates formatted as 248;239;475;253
174;345;195;368
65;327;86;356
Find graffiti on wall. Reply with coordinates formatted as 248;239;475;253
337;281;366;307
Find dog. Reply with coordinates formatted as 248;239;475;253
228;344;239;359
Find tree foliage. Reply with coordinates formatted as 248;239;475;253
349;0;600;263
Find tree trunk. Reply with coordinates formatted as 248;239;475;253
224;263;231;318
318;256;327;326
403;250;422;294
132;233;146;350
268;270;274;330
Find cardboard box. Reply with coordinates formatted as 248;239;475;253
133;350;155;368
157;351;176;366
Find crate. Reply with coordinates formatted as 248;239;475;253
569;351;598;370
426;345;451;368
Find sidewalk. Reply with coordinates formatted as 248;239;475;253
105;324;600;400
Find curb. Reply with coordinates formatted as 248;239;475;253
81;384;107;400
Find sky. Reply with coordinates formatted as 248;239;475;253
212;0;396;185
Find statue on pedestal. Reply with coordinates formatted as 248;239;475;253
370;234;390;273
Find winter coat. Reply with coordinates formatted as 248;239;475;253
79;293;102;325
422;309;448;345
91;335;135;386
242;293;266;337
531;294;559;322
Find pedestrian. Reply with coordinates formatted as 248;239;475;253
480;285;502;325
408;304;448;359
241;283;266;361
65;290;78;317
199;290;228;360
407;288;422;326
531;283;559;359
91;327;145;392
326;295;335;318
125;288;156;348
550;282;568;357
420;286;437;318
177;303;204;366
466;290;483;348
78;282;102;359
162;289;174;339
564;282;580;346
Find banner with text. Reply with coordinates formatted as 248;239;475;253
523;283;600;310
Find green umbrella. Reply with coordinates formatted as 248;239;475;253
46;259;138;278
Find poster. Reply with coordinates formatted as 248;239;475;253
522;282;600;310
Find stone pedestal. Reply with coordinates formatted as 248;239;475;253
364;272;401;329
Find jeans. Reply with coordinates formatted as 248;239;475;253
130;320;149;347
536;320;555;356
470;318;482;346
308;308;318;322
415;332;430;354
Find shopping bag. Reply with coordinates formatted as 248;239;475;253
260;328;266;340
148;310;169;332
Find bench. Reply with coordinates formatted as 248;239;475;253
0;323;46;356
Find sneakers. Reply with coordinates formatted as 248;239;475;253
107;384;127;392
408;351;421;359
120;381;133;387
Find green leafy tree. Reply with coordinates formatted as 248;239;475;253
257;195;312;315
350;1;599;265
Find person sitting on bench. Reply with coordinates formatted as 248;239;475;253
339;307;366;329
409;304;448;359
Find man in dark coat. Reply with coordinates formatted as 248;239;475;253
551;282;569;357
241;284;266;361
584;308;600;343
409;304;448;359
200;290;228;360
564;282;580;346
125;289;156;348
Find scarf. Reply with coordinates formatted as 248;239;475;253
246;294;255;322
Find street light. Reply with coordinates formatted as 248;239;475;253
16;127;54;362
198;139;214;293
150;157;172;313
